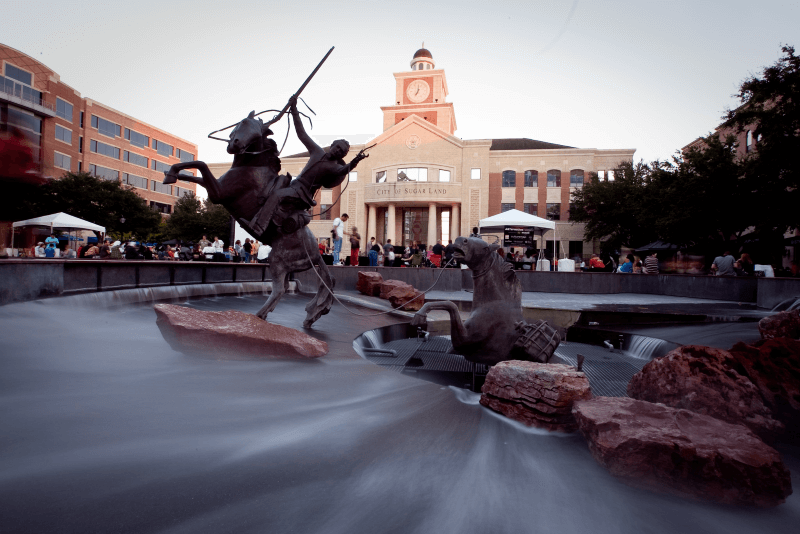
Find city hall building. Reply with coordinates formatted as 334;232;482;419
0;43;198;218
212;47;635;259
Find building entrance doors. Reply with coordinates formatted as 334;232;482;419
403;209;429;247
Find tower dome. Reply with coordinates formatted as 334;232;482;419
410;43;435;71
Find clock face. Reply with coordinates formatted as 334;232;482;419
406;80;430;103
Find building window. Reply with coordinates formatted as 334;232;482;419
471;168;481;180
524;170;538;187
90;139;120;159
523;203;537;216
607;170;615;181
79;137;83;153
376;171;386;183
4;63;32;86
439;169;451;182
569;202;575;220
349;171;357;182
175;187;192;197
175;148;194;162
501;203;515;213
123;173;147;189
153;139;173;157
570;169;584;188
597;170;605;181
746;130;753;153
397;168;427;182
78;161;82;172
502;170;516;187
91;115;121;138
55;124;72;144
151;180;172;195
56;98;73;122
150;201;171;214
151;159;171;173
88;164;119;181
125;128;149;149
318;204;332;221
569;241;584;259
546;203;561;220
124;151;148;168
80;111;84;128
547;170;561;187
54;152;71;171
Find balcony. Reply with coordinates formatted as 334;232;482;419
0;82;57;117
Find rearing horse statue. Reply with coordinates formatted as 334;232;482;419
162;111;335;328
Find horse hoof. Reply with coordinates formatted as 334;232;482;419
302;320;313;328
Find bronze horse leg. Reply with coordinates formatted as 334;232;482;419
163;161;221;202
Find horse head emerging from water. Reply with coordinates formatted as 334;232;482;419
412;236;559;365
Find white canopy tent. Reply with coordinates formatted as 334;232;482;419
11;212;106;252
479;209;558;270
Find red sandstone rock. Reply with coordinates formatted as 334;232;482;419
387;286;425;311
356;271;384;297
379;279;410;300
729;337;800;440
480;361;592;432
573;397;792;507
627;345;783;441
758;310;800;340
154;304;328;360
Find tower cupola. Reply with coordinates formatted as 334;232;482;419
410;43;435;71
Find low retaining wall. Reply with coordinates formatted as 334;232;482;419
2;260;798;308
0;260;270;305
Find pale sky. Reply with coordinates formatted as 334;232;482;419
5;0;798;187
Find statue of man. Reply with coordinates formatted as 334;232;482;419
249;96;369;236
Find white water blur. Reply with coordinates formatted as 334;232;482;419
0;293;798;534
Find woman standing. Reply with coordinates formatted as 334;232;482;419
349;227;361;267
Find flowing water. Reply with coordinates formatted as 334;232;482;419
1;292;798;533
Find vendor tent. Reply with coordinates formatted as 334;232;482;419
479;209;556;265
11;212;106;251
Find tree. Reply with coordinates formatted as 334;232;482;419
164;193;231;243
31;171;161;239
723;44;800;236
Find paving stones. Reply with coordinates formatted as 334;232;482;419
479;361;592;432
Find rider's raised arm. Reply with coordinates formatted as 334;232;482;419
291;102;324;158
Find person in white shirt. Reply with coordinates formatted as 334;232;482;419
212;237;224;253
331;213;349;265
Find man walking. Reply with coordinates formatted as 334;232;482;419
331;213;348;265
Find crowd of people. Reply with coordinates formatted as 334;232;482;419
28;234;272;264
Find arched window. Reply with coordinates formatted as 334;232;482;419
746;130;753;152
524;170;538;187
570;169;584;188
547;170;561;187
502;170;516;187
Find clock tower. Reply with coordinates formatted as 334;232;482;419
380;46;457;135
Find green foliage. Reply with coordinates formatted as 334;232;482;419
29;171;161;239
164;193;231;243
724;44;800;234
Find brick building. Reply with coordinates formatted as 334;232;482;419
209;47;636;260
0;43;198;223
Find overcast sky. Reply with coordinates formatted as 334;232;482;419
5;0;798;177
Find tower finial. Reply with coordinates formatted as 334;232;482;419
422;41;424;49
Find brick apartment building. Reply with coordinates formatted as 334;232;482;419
0;43;198;222
208;47;635;260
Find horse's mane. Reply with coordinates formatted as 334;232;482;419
474;243;515;284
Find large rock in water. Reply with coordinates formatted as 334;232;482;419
480;361;592;432
386;285;425;311
627;345;783;441
758;309;800;340
356;271;383;297
154;304;328;359
573;397;793;507
729;337;800;441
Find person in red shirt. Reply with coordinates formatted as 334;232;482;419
589;254;605;270
318;241;326;255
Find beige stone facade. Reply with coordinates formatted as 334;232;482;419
214;48;636;259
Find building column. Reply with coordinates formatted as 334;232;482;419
387;203;396;246
450;204;460;242
427;203;437;247
367;205;377;244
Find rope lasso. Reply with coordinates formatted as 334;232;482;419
300;238;456;317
